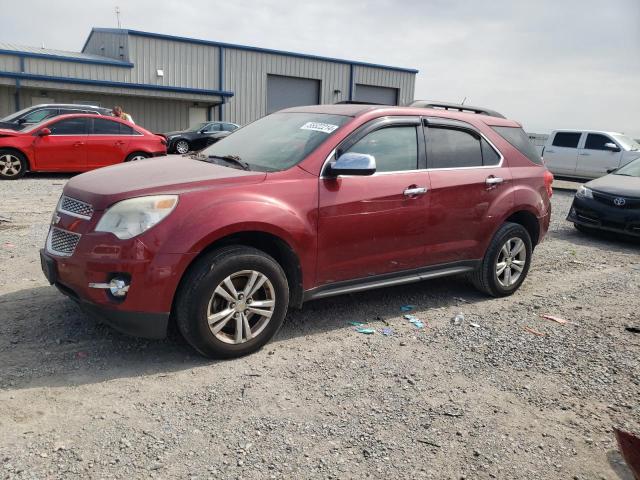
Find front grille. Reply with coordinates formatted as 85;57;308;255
59;195;94;219
47;227;81;257
592;191;640;210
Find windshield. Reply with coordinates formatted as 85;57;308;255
612;134;640;151
1;106;36;122
615;157;640;177
187;122;209;132
200;112;350;172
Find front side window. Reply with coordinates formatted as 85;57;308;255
92;118;121;135
48;118;88;135
585;134;615;151
346;126;418;172
223;123;238;131
201;112;350;172
428;127;483;168
23;108;58;124
204;123;222;133
552;132;581;148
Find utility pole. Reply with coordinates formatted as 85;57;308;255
115;6;121;29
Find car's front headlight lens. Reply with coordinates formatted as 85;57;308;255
95;195;178;239
576;185;593;199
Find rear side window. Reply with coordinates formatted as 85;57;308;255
428;127;483;168
346;126;418;172
552;132;581;148
119;123;136;135
92;118;121;135
585;134;614;150
492;126;543;165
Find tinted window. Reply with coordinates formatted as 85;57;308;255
552;132;581;148
49;118;88;135
429;127;482;168
92;118;121;135
204;123;221;132
492;126;543;165
23;108;58;123
585;134;615;150
119;123;136;135
481;139;501;166
223;123;238;131
347;126;418;172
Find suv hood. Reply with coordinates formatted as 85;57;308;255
63;155;266;210
588;173;640;198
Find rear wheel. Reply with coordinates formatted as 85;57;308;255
0;150;27;180
176;246;289;359
469;222;532;297
175;140;190;154
125;152;149;162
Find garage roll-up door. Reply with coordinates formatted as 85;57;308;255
354;84;398;105
267;75;320;114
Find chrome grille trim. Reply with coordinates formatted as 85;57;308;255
59;195;94;220
46;227;81;257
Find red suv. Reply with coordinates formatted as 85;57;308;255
40;104;552;358
0;114;166;179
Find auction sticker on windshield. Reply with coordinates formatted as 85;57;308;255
300;122;339;134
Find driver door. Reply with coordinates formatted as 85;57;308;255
33;117;88;171
576;133;623;178
316;117;431;285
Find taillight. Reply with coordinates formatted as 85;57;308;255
544;170;554;198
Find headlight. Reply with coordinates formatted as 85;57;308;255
95;195;178;239
576;185;593;199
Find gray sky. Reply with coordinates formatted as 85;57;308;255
3;0;640;137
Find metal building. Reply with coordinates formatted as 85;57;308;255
0;28;418;132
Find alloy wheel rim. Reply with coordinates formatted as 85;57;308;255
495;237;526;288
176;141;189;154
206;270;276;344
0;154;22;177
130;155;146;161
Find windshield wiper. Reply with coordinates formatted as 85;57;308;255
613;173;633;176
207;155;251;171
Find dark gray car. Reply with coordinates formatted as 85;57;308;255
0;104;112;131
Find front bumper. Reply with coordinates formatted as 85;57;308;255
567;195;640;237
40;243;194;339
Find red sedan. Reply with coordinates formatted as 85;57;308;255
0;114;167;179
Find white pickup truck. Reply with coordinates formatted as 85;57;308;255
543;130;640;179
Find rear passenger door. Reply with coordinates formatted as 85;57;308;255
423;118;513;266
576;133;623;179
86;118;131;168
543;132;582;176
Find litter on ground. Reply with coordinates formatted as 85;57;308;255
400;305;414;312
355;328;375;335
523;326;545;337
381;327;394;336
541;314;567;324
451;313;464;326
403;314;424;329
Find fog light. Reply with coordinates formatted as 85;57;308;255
88;277;130;297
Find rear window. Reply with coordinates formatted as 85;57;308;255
552;132;581;148
492;126;543;165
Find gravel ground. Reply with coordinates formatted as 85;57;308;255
0;174;639;479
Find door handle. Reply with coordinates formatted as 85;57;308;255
545;149;555;153
73;142;84;147
403;186;428;196
485;176;504;186
578;152;590;156
115;140;125;145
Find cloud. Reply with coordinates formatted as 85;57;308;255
3;0;639;136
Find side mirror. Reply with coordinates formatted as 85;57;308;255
606;167;617;174
327;152;376;176
38;127;51;136
16;118;26;125
604;142;620;152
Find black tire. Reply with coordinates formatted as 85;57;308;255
0;149;28;180
174;139;190;155
175;246;289;359
125;152;150;162
469;222;533;297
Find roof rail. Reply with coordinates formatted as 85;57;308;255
409;100;506;119
335;100;385;105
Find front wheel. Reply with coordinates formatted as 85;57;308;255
174;140;190;154
0;150;27;180
469;222;532;297
175;246;289;359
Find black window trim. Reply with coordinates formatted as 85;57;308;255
551;131;583;149
423;117;504;170
320;116;425;178
583;132;619;151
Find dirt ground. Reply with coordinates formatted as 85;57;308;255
0;174;639;479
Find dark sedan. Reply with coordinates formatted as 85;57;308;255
0;103;112;130
163;121;239;154
567;157;640;237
